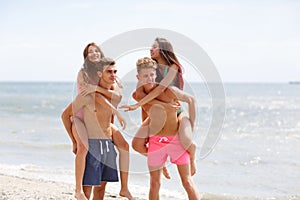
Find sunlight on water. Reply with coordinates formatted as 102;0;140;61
0;82;299;198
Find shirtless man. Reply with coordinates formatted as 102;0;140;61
65;57;133;200
129;57;200;200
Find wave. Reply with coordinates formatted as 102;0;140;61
0;140;71;150
0;163;74;184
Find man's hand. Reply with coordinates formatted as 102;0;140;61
115;111;127;130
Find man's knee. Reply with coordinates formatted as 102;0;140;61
122;141;129;151
132;140;142;153
150;178;161;191
93;183;107;199
181;177;194;192
131;139;139;152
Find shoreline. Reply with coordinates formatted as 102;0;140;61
0;173;182;200
1;173;299;200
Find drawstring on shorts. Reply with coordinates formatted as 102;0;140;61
99;140;110;155
158;137;169;143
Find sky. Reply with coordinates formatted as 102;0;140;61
0;0;299;83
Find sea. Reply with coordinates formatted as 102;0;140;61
0;82;299;199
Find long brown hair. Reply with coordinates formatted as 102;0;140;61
83;42;104;59
81;42;105;85
154;37;184;90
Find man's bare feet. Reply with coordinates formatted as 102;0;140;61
190;160;197;176
119;188;135;200
75;191;88;200
163;166;171;179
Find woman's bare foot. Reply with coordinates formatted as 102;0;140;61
190;159;197;176
163;166;171;179
119;188;134;200
75;191;88;200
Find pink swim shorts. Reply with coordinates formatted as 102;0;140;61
148;135;190;167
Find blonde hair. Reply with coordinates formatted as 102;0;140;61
136;57;157;74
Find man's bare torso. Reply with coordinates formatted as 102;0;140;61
80;95;114;139
144;84;179;136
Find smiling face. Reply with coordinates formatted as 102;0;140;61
137;67;157;89
87;45;102;63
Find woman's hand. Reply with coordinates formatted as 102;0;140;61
80;83;97;96
165;100;181;111
119;104;140;112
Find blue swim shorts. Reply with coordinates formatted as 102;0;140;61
83;139;119;186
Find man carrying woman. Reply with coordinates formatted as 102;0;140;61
129;57;201;200
61;43;133;200
121;38;197;176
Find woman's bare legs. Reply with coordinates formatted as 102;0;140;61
132;118;150;156
178;114;197;176
73;117;89;200
111;124;134;200
177;164;201;200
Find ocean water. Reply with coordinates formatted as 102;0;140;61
0;82;299;199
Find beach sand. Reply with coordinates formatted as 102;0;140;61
0;174;147;200
0;174;187;200
0;174;75;200
1;174;299;200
